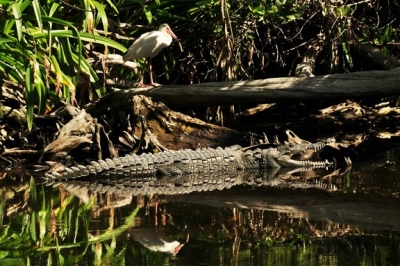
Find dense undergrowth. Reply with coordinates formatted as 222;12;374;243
0;0;399;129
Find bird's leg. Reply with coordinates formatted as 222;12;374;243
138;62;146;87
148;58;161;87
173;233;190;256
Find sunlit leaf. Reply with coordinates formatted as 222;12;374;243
33;63;46;114
0;38;13;44
25;63;34;131
93;1;108;34
144;8;152;24
10;1;22;41
0;0;15;4
104;0;118;13
252;7;265;15
49;55;75;91
85;3;94;32
61;46;103;97
31;30;127;52
49;2;59;16
32;0;42;32
268;5;278;14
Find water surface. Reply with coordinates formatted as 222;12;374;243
0;153;399;265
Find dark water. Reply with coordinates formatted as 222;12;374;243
0;152;399;265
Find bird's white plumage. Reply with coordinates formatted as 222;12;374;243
131;228;188;255
123;23;175;61
123;23;178;86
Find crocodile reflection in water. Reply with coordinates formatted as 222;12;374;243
47;167;339;198
47;168;340;255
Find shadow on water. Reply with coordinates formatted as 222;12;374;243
0;150;399;265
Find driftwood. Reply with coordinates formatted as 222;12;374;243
36;95;243;164
97;95;243;150
350;41;400;70
106;68;400;107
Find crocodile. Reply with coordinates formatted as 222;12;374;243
43;134;335;181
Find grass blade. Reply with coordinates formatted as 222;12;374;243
25;63;34;131
10;1;22;41
32;0;43;32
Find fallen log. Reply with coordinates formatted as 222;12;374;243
108;67;400;107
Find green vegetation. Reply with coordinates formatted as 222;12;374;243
0;0;399;128
0;177;140;264
0;0;125;130
0;176;398;264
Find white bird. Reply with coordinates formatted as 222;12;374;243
123;23;179;87
130;228;189;256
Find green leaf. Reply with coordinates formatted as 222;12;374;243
1;20;15;35
144;7;152;24
49;55;75;90
10;1;22;41
70;53;103;98
29;177;38;241
252;7;265;15
57;37;77;95
382;46;388;57
25;63;34;131
338;25;353;69
0;191;5;226
32;0;42;32
49;2;59;17
93;1;108;34
0;0;15;5
31;29;127;52
268;5;278;14
104;0;118;13
83;1;94;32
33;64;46;114
0;60;24;84
0;38;13;44
285;14;299;22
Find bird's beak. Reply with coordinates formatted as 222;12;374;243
167;28;178;40
168;28;183;52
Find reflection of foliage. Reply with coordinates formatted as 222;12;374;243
169;203;364;245
344;148;400;197
0;177;399;264
0;177;139;264
0;192;5;226
159;202;400;265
